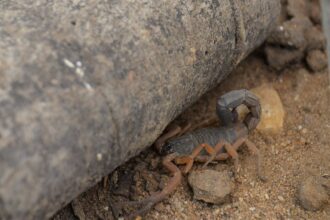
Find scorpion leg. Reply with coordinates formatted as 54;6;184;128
175;143;216;174
190;117;218;131
244;139;267;181
202;138;246;170
201;141;228;168
154;123;191;153
177;122;192;136
223;138;247;175
122;124;190;218
122;153;182;219
195;153;230;162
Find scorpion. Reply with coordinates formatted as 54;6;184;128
119;89;265;219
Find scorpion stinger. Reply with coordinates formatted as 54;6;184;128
216;89;261;131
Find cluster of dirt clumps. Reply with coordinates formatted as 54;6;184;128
265;0;328;72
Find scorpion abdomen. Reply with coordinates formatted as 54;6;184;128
165;127;231;156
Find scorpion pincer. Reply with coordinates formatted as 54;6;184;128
121;89;265;218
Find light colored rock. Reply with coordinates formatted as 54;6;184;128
188;170;233;204
238;84;285;134
297;176;329;211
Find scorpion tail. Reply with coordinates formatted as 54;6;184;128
216;89;261;131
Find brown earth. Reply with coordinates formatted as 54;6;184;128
53;0;330;219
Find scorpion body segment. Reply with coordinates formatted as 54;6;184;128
163;125;248;156
119;90;264;219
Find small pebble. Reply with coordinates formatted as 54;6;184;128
297;176;329;211
306;50;328;72
96;153;103;161
271;145;275;154
213;208;220;215
154;202;165;212
249;207;256;211
149;158;160;170
305;26;326;51
278;196;285;202
300;137;306;143
76;67;85;77
63;58;75;68
265;194;269;200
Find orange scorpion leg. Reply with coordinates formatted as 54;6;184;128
175;143;216;174
122;153;182;219
203;138;245;166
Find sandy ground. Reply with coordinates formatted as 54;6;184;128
53;0;330;219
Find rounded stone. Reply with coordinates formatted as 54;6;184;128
188;170;234;204
297;176;329;211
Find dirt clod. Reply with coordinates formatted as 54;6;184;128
306;50;328;72
267;17;312;49
188;170;233;204
287;0;310;18
310;0;321;24
265;46;304;70
265;5;326;73
297;176;329;211
305;26;326;51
